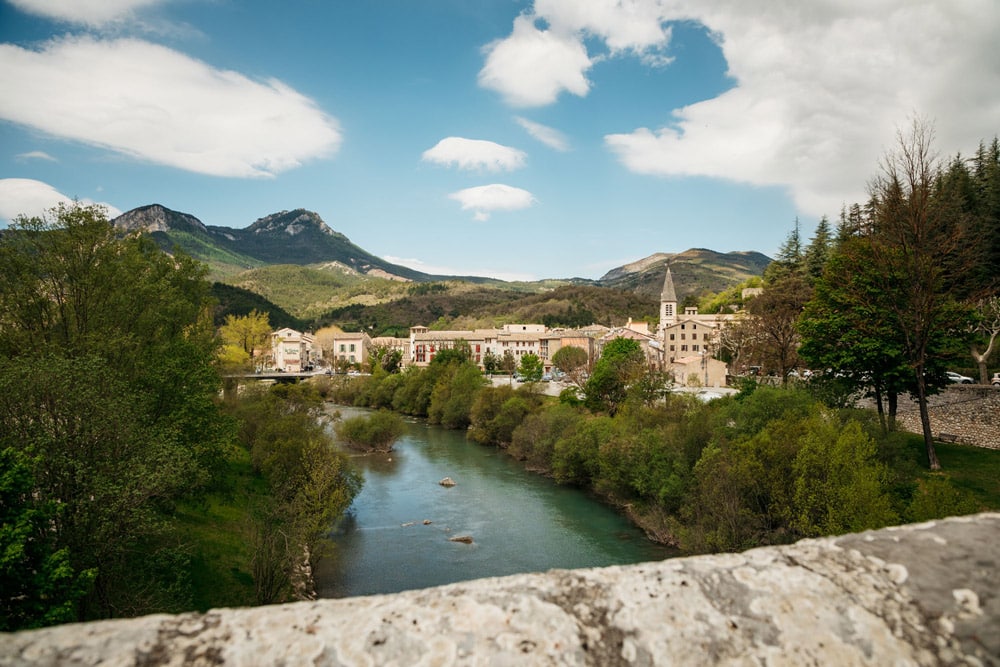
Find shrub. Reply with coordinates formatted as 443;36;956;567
335;411;405;452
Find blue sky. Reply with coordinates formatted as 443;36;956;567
1;1;998;281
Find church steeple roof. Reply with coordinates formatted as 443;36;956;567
660;266;677;303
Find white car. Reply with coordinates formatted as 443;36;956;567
946;371;974;384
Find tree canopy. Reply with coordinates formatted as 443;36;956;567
0;203;234;624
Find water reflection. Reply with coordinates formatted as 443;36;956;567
314;406;673;598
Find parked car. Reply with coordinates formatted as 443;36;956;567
946;371;974;384
992;372;1000;387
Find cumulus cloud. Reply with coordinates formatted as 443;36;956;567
478;14;592;107
0;36;342;178
514;116;570;152
603;0;1000;217
0;178;122;222
15;150;58;162
447;184;536;221
8;0;167;27
422;137;527;171
478;1;674;106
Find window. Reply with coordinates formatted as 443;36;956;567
669;334;675;340
350;343;356;352
681;345;688;352
691;333;697;340
693;345;700;352
339;344;346;352
680;333;686;340
669;345;675;352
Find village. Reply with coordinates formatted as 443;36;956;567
265;267;741;389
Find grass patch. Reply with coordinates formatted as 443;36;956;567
930;440;1000;509
174;451;263;611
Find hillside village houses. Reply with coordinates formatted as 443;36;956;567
266;267;733;387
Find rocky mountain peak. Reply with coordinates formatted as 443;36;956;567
247;209;337;237
112;204;207;235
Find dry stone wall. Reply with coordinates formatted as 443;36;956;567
887;386;1000;450
2;513;998;666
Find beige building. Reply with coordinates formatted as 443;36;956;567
270;327;315;372
330;331;371;369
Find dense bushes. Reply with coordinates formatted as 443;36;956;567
225;383;361;603
331;363;986;554
335;411;405;452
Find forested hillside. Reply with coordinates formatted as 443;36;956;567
315;283;658;334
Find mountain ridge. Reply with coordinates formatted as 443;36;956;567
111;204;772;323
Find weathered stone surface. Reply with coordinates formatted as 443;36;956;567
2;513;997;666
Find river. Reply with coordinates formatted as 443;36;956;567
314;407;674;598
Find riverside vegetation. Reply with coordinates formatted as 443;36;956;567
321;348;997;551
0;204;361;631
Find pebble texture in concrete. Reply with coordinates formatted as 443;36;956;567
1;513;997;666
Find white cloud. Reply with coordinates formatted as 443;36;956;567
533;0;673;54
604;0;1000;217
478;1;674;107
422;137;527;171
0;178;122;222
514;116;570;152
0;36;342;178
8;0;166;27
447;184;537;221
478;14;593;107
383;255;537;282
15;150;58;162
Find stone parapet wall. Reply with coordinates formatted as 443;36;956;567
2;514;997;666
877;386;1000;450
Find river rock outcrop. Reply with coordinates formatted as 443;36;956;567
2;513;997;666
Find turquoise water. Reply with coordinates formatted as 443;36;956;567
314;408;673;598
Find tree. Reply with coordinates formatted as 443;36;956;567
517;353;544;382
501;349;517;384
866;120;975;469
0;203;234;622
764;218;804;281
745;273;811;383
969;296;1000;384
368;345;402;374
585;338;645;415
482;349;501;376
219;310;271;361
798;238;911;431
552;345;589;386
803;216;833;283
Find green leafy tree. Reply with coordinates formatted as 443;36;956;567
0;448;95;630
585;338;645;415
551;345;589;386
517;353;544;382
230;383;360;603
482;349;501;375
798;238;910;430
866;120;977;469
0;203;234;623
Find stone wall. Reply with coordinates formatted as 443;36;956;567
2;513;997;666
882;386;1000;450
